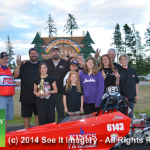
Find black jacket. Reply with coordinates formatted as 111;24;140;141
118;66;139;100
42;58;70;93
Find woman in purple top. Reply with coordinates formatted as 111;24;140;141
79;56;104;115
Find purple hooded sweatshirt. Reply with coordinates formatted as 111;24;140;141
79;71;104;107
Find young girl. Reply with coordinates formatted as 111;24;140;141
99;54;120;91
63;60;79;86
33;62;58;125
79;56;104;115
62;71;83;116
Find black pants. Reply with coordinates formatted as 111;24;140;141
54;93;64;121
83;102;99;115
36;98;55;125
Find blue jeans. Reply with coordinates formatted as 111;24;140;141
128;100;134;118
0;95;14;120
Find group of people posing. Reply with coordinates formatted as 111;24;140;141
0;46;139;131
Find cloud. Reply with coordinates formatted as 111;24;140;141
11;15;31;28
0;0;150;57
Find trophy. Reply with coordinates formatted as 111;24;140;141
38;78;45;95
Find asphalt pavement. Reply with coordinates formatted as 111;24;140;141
139;81;150;85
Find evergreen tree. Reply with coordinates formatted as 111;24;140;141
134;31;144;55
45;14;57;37
132;24;144;56
31;32;46;60
79;31;95;59
6;35;15;69
144;22;150;51
112;23;124;62
122;24;136;65
131;24;145;72
63;14;79;37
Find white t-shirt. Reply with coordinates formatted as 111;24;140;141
63;71;70;86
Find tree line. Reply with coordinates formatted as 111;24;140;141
112;23;150;75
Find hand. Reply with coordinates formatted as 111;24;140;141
80;107;83;113
16;55;22;66
69;53;78;58
22;60;28;65
101;69;106;80
64;57;69;61
35;92;40;97
43;91;49;97
69;53;73;58
78;69;82;74
114;70;120;79
64;107;68;113
134;95;138;103
78;60;85;66
95;48;101;59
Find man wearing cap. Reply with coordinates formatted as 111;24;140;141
0;52;19;131
63;60;79;86
42;46;70;121
14;48;39;128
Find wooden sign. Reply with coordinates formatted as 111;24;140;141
41;37;84;59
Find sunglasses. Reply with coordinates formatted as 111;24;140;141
2;56;9;60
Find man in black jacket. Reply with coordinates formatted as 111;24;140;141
42;46;70;121
118;54;139;118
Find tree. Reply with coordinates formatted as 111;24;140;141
45;14;57;37
132;24;144;56
79;31;95;59
112;23;124;62
122;24;136;65
31;32;46;60
6;35;15;69
144;22;150;51
63;14;79;37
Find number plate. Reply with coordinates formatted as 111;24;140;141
106;86;119;93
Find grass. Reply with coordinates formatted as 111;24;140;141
134;85;150;112
8;83;150;126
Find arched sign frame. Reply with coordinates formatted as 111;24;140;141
44;38;81;53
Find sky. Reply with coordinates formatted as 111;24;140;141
0;0;150;60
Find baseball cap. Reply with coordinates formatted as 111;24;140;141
0;52;8;59
51;46;59;51
70;60;79;67
108;48;116;53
